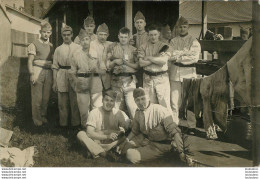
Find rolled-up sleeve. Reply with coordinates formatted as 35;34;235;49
86;112;96;128
28;43;36;55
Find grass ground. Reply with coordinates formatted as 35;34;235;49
0;57;186;167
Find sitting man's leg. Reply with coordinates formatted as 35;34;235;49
126;142;172;164
77;131;105;158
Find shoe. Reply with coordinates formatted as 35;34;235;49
106;150;124;163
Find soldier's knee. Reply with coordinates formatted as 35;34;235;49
126;149;141;164
77;131;86;141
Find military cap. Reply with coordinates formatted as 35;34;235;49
84;16;95;26
133;87;146;99
61;24;73;34
78;29;89;41
41;21;52;31
97;23;109;34
103;89;117;100
176;16;189;26
134;11;145;22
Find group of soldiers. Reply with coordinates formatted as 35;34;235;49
27;11;200;164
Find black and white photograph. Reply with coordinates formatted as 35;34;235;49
0;0;259;177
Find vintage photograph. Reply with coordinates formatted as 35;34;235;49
0;0;259;169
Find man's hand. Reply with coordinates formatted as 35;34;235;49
107;133;118;141
52;82;58;93
139;58;152;67
30;74;36;85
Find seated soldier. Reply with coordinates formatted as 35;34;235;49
119;87;193;164
77;90;130;159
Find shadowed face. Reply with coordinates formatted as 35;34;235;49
149;30;160;44
97;32;109;44
178;25;189;36
118;32;130;45
40;29;52;41
135;19;146;31
134;95;150;110
102;95;115;111
84;24;95;34
80;36;91;50
62;31;73;44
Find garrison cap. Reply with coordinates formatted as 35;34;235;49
61;24;73;34
97;23;109;34
41;21;52;31
134;11;145;22
78;29;89;41
84;16;95;26
103;89;117;100
133;87;146;99
176;16;189;26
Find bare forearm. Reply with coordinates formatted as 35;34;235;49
149;56;168;65
53;69;58;82
124;61;139;69
28;55;34;74
87;131;108;141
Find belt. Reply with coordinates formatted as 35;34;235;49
76;73;100;78
112;73;134;77
58;64;71;69
174;62;196;67
144;70;167;76
33;64;51;70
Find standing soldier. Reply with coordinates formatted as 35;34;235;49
74;16;97;45
138;24;176;123
89;23;113;90
169;16;201;130
107;27;139;120
70;29;105;128
131;11;149;88
52;25;81;128
27;21;53;126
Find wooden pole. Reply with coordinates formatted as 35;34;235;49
125;0;133;35
202;1;207;59
251;0;260;167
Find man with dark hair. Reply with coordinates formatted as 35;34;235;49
160;24;172;45
74;16;97;44
77;90;129;159
107;27;139;120
52;25;81;127
138;24;175;123
27;21;54;126
119;87;191;164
